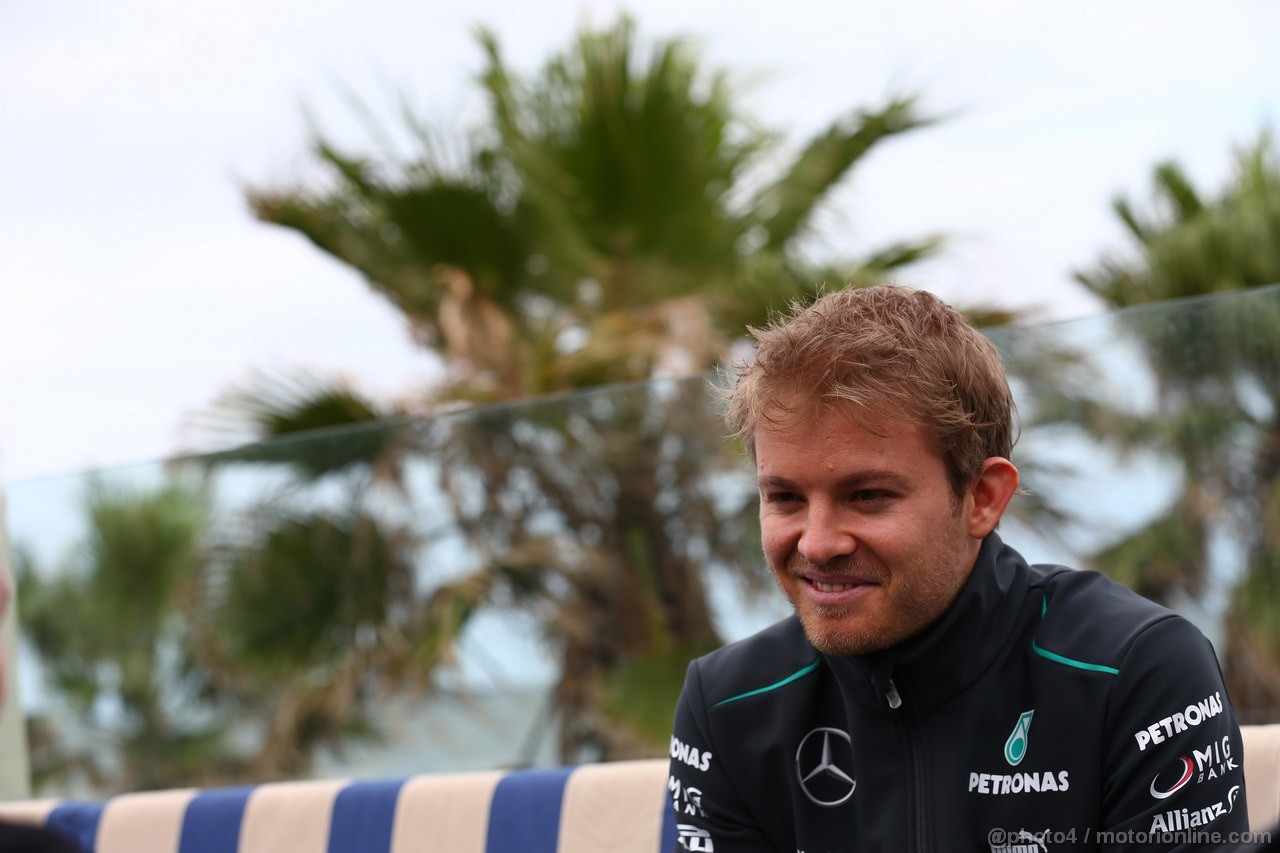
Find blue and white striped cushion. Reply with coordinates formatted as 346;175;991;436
0;760;677;853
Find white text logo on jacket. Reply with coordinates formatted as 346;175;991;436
969;709;1071;795
1149;735;1237;799
1149;784;1240;832
671;736;713;772
1134;691;1223;751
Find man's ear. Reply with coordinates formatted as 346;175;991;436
965;457;1019;538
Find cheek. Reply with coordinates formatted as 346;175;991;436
760;532;784;565
759;519;793;565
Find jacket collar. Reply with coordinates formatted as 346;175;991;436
823;532;1032;712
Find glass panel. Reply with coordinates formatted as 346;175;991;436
5;282;1279;797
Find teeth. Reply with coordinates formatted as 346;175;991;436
814;581;857;592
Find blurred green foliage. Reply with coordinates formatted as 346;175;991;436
1075;135;1280;719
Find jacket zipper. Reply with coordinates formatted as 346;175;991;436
885;679;903;709
886;679;928;853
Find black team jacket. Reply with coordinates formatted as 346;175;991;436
667;534;1248;852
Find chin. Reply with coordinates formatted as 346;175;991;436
799;614;901;656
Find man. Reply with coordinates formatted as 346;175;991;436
667;286;1247;851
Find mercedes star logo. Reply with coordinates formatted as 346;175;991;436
796;727;856;807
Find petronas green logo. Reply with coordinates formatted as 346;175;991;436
1004;710;1034;766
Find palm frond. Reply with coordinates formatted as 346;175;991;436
187;370;406;482
753;96;934;251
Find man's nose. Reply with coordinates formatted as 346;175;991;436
797;504;856;566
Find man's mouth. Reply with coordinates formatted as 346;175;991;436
810;580;861;593
787;556;882;595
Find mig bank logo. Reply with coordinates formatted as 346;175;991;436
1005;710;1034;766
1149;735;1238;800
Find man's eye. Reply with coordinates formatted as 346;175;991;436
852;490;891;503
764;492;801;504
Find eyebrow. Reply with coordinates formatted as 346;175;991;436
757;470;913;492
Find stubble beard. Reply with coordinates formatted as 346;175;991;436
778;551;966;656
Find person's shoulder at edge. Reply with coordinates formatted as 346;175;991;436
1026;561;1193;674
690;615;821;709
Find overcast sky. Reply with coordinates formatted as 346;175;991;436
1;0;1276;485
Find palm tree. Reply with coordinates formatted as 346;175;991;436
184;375;429;779
1073;134;1280;720
247;18;940;401
200;17;951;762
197;504;424;778
16;478;252;791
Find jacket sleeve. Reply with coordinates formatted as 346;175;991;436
1098;614;1248;851
669;659;779;852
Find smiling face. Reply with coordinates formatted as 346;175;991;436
756;404;994;656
